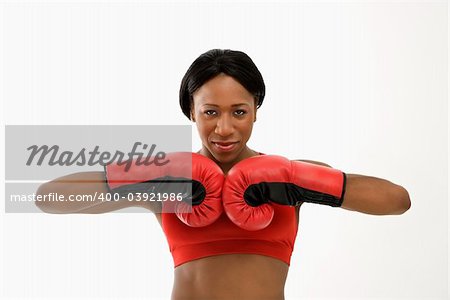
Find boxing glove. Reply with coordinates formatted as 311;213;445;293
105;152;224;227
222;155;346;231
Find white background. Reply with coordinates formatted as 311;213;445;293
1;0;448;299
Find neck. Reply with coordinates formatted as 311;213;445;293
198;146;259;175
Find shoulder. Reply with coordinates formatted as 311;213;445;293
292;159;332;168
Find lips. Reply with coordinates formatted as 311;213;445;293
212;141;238;152
213;141;238;146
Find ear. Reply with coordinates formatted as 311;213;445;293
190;108;196;122
253;98;258;122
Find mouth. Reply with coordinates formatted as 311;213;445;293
211;141;239;152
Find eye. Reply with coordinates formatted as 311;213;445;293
204;110;217;116
234;110;247;116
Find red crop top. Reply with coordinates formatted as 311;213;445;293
161;153;299;268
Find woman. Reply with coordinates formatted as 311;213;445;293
36;49;411;300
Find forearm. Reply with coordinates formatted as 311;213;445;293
341;174;411;215
35;172;151;214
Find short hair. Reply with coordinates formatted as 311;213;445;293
179;49;266;120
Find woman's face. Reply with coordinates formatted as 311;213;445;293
191;73;257;166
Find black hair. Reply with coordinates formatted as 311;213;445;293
179;49;266;120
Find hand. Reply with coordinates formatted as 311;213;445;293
222;155;346;231
105;152;224;227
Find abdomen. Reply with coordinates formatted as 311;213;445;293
172;254;288;300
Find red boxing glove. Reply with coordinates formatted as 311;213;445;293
222;155;346;231
105;152;224;227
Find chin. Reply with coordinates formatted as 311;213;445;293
208;146;243;163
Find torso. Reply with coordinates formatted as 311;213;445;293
154;205;301;300
154;149;301;299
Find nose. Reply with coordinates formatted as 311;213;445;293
215;114;234;137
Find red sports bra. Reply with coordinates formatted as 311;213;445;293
161;153;299;268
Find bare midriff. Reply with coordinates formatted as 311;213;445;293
154;204;300;300
171;254;289;300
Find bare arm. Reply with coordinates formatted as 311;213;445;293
341;174;410;215
295;160;411;215
35;172;158;214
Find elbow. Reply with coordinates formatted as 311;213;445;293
35;182;62;214
35;183;51;213
393;185;411;215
